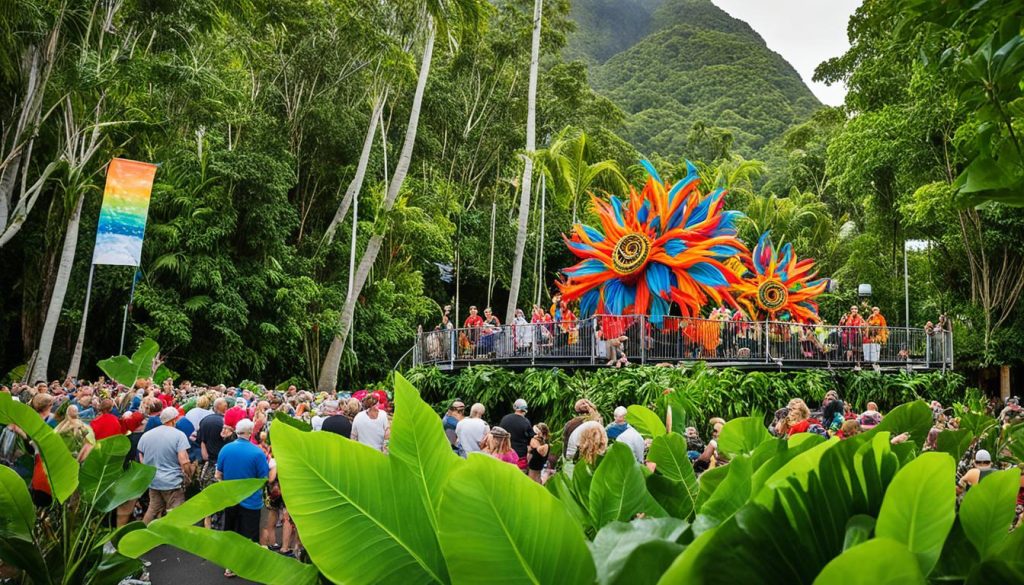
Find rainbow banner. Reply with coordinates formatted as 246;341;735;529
92;158;157;266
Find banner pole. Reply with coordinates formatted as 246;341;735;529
67;263;96;379
119;268;140;355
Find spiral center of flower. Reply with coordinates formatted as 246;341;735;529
612;233;651;275
756;280;789;312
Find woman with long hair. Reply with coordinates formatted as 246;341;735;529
527;423;550;483
482;427;519;465
55;405;96;462
576;425;608;466
777;398;819;436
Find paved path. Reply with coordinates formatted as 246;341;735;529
146;545;261;585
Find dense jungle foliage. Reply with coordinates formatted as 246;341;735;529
0;0;1022;392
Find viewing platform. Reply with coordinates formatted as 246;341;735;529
410;314;953;373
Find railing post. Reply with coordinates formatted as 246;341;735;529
763;321;770;364
640;315;647;365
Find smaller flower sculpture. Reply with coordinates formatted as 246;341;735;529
731;232;829;323
559;160;746;325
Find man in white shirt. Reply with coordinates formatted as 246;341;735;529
455;403;489;456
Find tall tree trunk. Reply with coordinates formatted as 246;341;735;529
322;91;387;247
506;0;542;324
31;193;85;383
317;21;436;392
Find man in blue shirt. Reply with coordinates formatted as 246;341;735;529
215;418;268;576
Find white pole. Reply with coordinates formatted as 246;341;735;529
67;263;96;378
119;269;140;355
904;241;910;327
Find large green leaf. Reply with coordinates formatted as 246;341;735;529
160;478;267;528
0;392;78;502
273;419;448;584
645;433;699;520
875;452;956;575
389;372;463;532
590;518;686;585
813;538;925;584
870;400;933;449
438;453;596;585
960;466;1021;557
589;442;665;528
966;528;1024;584
842;515;876;551
626;405;666;439
716;417;771;459
934;429;973;462
692;455;752;535
119;523;317;585
270;410;312;433
80;435;155;513
0;464;34;538
97;338;160;387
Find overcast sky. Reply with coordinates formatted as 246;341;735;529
711;0;861;106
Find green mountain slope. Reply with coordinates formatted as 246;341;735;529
568;0;821;158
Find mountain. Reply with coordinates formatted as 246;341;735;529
567;0;821;158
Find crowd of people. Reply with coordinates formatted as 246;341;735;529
419;298;954;369
2;375;1020;582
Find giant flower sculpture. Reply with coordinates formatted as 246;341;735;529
731;232;829;323
559;161;746;325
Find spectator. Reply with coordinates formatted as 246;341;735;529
615;419;646;464
90;398;122;441
859;402;882;429
498;399;534;470
958;449;997;495
576;425;608;466
320;401;353;438
352;395;390;452
527;423;550;482
116;412;148;527
215;419;269;578
562;399;599;457
55;405;95;462
456;403;489;456
443;400;466;455
605;406;630;440
184;395;213;430
138;407;190;524
481;427;518;465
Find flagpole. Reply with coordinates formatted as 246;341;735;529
119;268;140;355
67;263;96;379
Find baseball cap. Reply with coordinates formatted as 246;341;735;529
613;406;628;418
513;398;528;412
159;406;179;424
450;400;466;410
975;449;992;462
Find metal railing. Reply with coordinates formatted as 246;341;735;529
412;315;954;371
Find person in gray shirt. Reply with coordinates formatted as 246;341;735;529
138;407;190;524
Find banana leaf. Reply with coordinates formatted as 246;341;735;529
0;392;78;502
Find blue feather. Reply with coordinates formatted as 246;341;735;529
646;262;672;298
683;159;698;180
604;279;636;315
582;225;606;243
686;194;714;228
637;200;650;225
566;258;607;276
779;242;793;269
610;197;626;228
650;294;670;327
568;240;596;254
753;232;771;274
580;289;600;316
709;245;740;257
649;216;662;235
641;159;662;184
665;239;687;257
688;262;730;287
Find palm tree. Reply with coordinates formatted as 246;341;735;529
537;126;626;224
31;96;107;383
317;0;487;392
505;0;543;324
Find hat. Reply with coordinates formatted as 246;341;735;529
513;398;528;412
159;406;179;424
975;449;992;462
235;419;255;435
224;405;247;429
490;426;510;438
613;406;628;418
322;400;340;414
450;400;466;410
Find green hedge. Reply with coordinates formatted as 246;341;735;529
401;364;971;435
